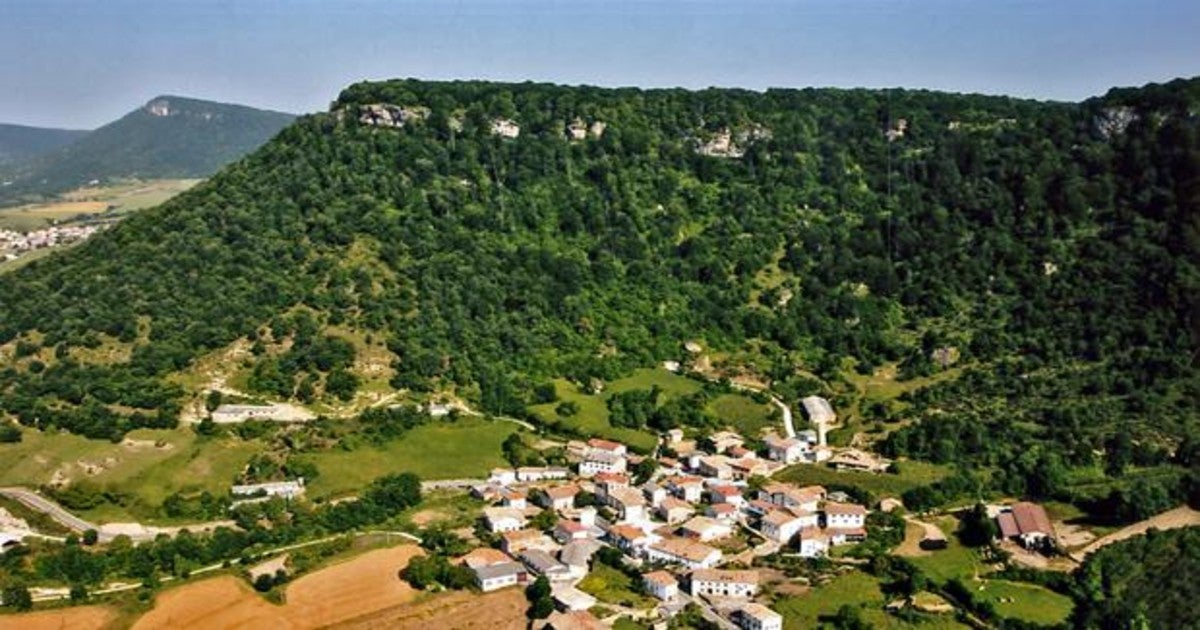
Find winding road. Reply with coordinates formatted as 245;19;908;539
0;486;99;535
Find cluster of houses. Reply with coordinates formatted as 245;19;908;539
461;427;873;630
0;225;102;261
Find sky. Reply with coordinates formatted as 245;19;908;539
2;0;1198;129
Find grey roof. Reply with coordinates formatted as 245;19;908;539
559;539;603;567
520;549;570;574
473;561;525;580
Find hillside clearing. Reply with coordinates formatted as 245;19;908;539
299;418;518;497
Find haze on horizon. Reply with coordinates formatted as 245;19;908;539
3;0;1198;129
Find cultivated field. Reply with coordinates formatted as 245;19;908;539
330;588;527;630
130;544;423;629
0;605;117;630
0;179;199;230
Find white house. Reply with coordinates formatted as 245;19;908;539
706;503;738;521
645;537;722;569
501;490;527;509
642;570;678;601
697;456;733;480
760;483;824;512
658;497;694;524
737;603;783;630
553;520;591;544
517;466;570;482
764;436;807;464
609;524;656;557
688;569;758;598
579;450;627;477
539;485;580;511
473;561;527;592
666;476;705;503
606;487;647;522
797;527;830;558
708;484;744;506
641;483;668;508
484;507;527;533
679;516;733;543
824;502;867;529
760;510;811;545
489;468;517;486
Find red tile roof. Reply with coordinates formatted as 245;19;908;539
588;438;624;452
1011;502;1053;535
997;512;1020;538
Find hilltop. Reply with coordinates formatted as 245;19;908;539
0;77;1197;509
0;123;89;165
0;96;294;205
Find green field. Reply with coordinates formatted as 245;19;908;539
706;393;776;437
529;368;774;450
773;570;967;629
0;426;260;522
975;579;1074;626
775;460;951;498
577;563;656;610
908;517;983;583
299;417;518;497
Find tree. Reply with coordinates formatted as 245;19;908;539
1;584;32;611
204;390;223;412
82;529;99;546
525;575;553;620
959;503;996;547
531;509;557;531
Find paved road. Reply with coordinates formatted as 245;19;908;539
768;395;796;438
0;487;99;535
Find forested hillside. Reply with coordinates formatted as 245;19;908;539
1072;526;1200;628
0;123;88;166
0;79;1196;506
0;96;293;205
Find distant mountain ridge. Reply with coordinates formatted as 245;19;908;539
0;95;294;205
0;123;89;165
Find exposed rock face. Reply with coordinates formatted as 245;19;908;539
1095;106;1138;139
694;124;771;158
145;99;172;117
491;118;520;138
566;118;606;141
358;103;428;128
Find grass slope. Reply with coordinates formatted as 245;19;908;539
299;417;518;497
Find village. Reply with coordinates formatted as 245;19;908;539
0;224;104;262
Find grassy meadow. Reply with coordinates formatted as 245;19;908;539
299;417;518;497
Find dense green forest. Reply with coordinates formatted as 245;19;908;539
1072;526;1200;628
0;96;294;205
0;79;1196;507
0;123;88;166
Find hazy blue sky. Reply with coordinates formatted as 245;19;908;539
3;0;1198;128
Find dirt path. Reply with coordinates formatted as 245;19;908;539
1071;505;1200;561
